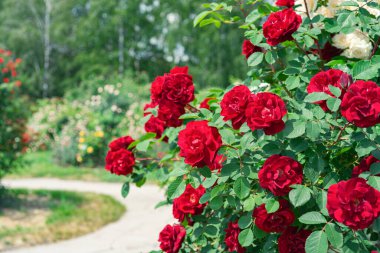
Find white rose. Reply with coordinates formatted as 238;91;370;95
332;33;350;49
295;0;317;14
315;6;335;18
336;30;373;59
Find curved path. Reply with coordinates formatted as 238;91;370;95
2;178;173;253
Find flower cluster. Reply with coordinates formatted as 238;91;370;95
144;66;194;139
106;0;380;252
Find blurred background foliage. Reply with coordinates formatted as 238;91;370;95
0;0;246;98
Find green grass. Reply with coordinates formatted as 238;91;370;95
8;151;125;182
0;188;125;250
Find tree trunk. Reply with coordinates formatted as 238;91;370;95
43;0;52;97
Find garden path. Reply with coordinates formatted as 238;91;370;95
2;178;173;253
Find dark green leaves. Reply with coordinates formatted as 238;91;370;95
121;182;130;198
325;223;343;248
283;120;306;139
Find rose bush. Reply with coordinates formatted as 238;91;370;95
0;49;28;187
105;1;380;252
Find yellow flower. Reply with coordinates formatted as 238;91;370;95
79;137;85;143
87;146;94;154
94;131;104;138
79;131;86;137
76;154;83;163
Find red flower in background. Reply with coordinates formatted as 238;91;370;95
178;120;222;169
173;184;206;222
105;149;135;176
263;9;302;46
158;224;186;253
108;135;135;151
221;85;251;130
352;155;380;178
245;92;287;135
242;40;261;59
341;80;380;128
278;227;311;253
327;177;380;230
307;69;351;111
224;222;246;253
253;199;295;233
275;0;295;7
258;155;303;196
200;97;215;110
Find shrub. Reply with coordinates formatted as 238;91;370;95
0;49;28;181
106;1;380;252
29;76;148;167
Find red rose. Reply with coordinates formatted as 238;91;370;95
352;155;380;178
150;76;165;103
307;69;351;111
210;154;226;172
275;0;295;7
144;115;166;138
150;66;194;105
263;9;302;46
253;199;295;233
224;221;246;253
200;97;215;110
143;101;158;116
157;100;185;127
327;177;380;230
158;224;186;253
178;120;222;169
258;155;303;196
242;40;261;59
221;85;251;130
278;227;311;253
105;149;135;176
245;92;287;135
173;184;206;222
341;80;380;128
312;42;343;61
108;136;135;151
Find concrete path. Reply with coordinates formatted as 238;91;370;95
2;178;173;253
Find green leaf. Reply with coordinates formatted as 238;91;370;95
209;196;224;210
167;177;186;200
285;76;301;90
353;60;380;80
289;186;311;207
325;223;343;248
283;120;306;139
370;163;380;175
233;177;251;199
199;191;210;204
194;11;211;27
238;228;254;247
243;196;256;211
368;176;380;191
305;231;328;253
328;85;341;97
356;139;377;157
305;92;331;103
299;212;327;224
326;98;341;112
136;139;151;152
247;52;264;67
265;199;280;213
265;51;276;64
238;213;253;229
121;182;130;198
306;121;321;139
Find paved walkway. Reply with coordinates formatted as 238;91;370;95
2;178;173;253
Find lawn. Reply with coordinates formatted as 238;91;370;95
0;188;125;251
8;151;125;183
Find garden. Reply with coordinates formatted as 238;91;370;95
1;0;380;253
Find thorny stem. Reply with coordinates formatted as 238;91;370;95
185;104;200;113
332;123;350;145
370;36;380;58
